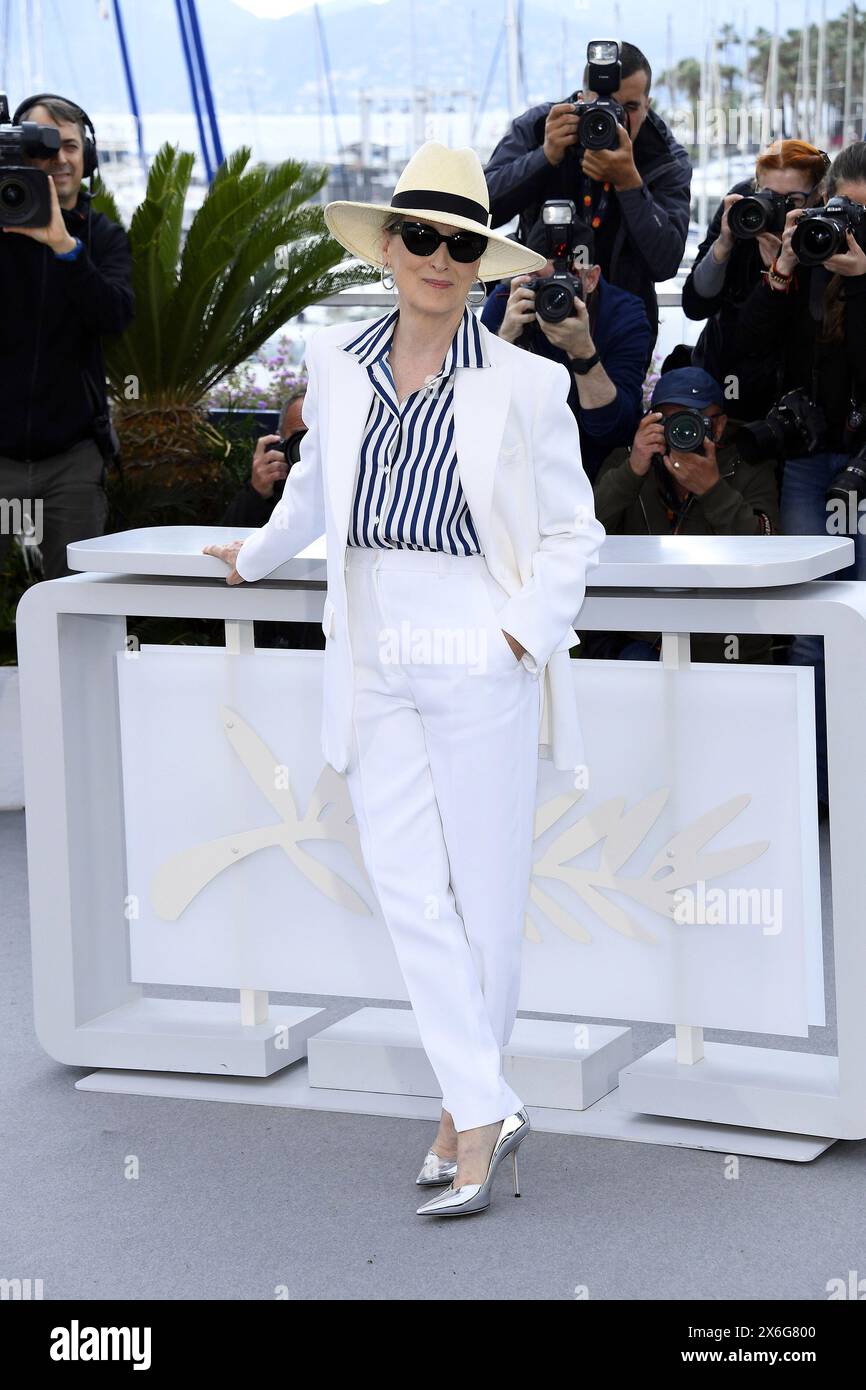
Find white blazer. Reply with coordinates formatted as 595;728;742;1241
234;315;607;774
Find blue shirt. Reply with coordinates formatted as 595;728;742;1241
341;303;488;554
480;274;650;484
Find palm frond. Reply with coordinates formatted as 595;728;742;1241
105;144;372;415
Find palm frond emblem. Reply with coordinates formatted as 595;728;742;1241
149;708;769;945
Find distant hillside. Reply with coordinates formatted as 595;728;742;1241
4;0;760;118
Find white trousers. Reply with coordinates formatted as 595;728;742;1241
343;544;541;1133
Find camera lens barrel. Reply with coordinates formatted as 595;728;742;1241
663;410;709;455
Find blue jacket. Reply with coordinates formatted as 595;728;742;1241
480;275;650;483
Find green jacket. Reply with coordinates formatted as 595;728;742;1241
582;441;781;664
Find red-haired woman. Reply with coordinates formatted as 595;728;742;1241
683;139;830;420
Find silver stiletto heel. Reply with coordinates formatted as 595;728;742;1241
415;1107;530;1216
415;1148;458;1187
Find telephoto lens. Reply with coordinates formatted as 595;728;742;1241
663;409;711;455
533;272;584;322
827;442;866;508
728;191;787;240
791;197;866;265
579;103;622;151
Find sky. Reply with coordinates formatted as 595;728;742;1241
230;0;856;25
231;0;379;14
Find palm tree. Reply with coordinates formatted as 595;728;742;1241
91;143;375;479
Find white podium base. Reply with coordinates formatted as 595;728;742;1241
307;1008;633;1111
75;1062;834;1161
618;1038;841;1138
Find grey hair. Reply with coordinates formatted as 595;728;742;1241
18;96;86;150
279;386;306;433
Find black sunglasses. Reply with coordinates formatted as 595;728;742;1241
392;220;488;263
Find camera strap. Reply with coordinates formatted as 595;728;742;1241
577;169;613;230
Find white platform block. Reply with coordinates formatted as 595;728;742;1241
76;998;329;1077
618;1039;842;1138
307;1007;632;1111
0;667;24;810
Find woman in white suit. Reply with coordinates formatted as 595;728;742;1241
204;142;605;1218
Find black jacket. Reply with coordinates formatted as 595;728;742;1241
734;265;866;449
682;178;773;419
0;189;133;462
221;476;284;528
483;105;692;346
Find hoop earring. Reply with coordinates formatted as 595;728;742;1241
467;277;486;308
381;264;396;292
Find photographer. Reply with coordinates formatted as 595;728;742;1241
683;140;829;420
734;141;866;805
480;209;649;483
484;41;691;357
220;387;307;529
586;367;779;663
0;94;133;580
220;387;320;651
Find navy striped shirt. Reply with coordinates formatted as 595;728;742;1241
341;303;489;554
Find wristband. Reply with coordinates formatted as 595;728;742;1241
54;237;83;261
569;350;601;375
764;257;793;291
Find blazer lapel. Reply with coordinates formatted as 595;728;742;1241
453;355;511;550
325;345;375;550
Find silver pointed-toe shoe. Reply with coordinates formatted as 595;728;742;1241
416;1107;530;1217
415;1148;459;1187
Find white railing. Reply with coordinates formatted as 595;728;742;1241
321;289;686;308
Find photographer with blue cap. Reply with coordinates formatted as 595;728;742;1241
582;367;780;663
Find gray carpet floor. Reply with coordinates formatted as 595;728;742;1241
2;807;864;1302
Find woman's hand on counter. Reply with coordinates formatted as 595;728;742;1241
202;540;246;585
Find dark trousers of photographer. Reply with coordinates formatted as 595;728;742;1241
0;438;108;581
781;451;866;807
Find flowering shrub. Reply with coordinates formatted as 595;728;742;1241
641;350;663;411
205;333;308;412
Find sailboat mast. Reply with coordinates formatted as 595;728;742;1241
815;0;827;150
843;0;854;144
504;0;519;116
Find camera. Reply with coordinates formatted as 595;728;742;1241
0;92;61;228
523;200;586;322
728;189;789;240
737;388;826;463
790;196;866;265
572;39;625;152
827;439;866;507
663;409;714;455
273;429;307;466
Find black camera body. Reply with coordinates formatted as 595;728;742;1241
791;196;866;265
828;439;866;506
663;409;714;456
729;189;789;241
738;388;827;464
0;93;60;228
573;39;625;152
525;270;584;322
273;428;307;466
524;199;586;322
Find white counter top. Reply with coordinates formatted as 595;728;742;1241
66;528;856;590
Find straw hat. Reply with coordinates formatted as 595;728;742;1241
323;140;548;281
